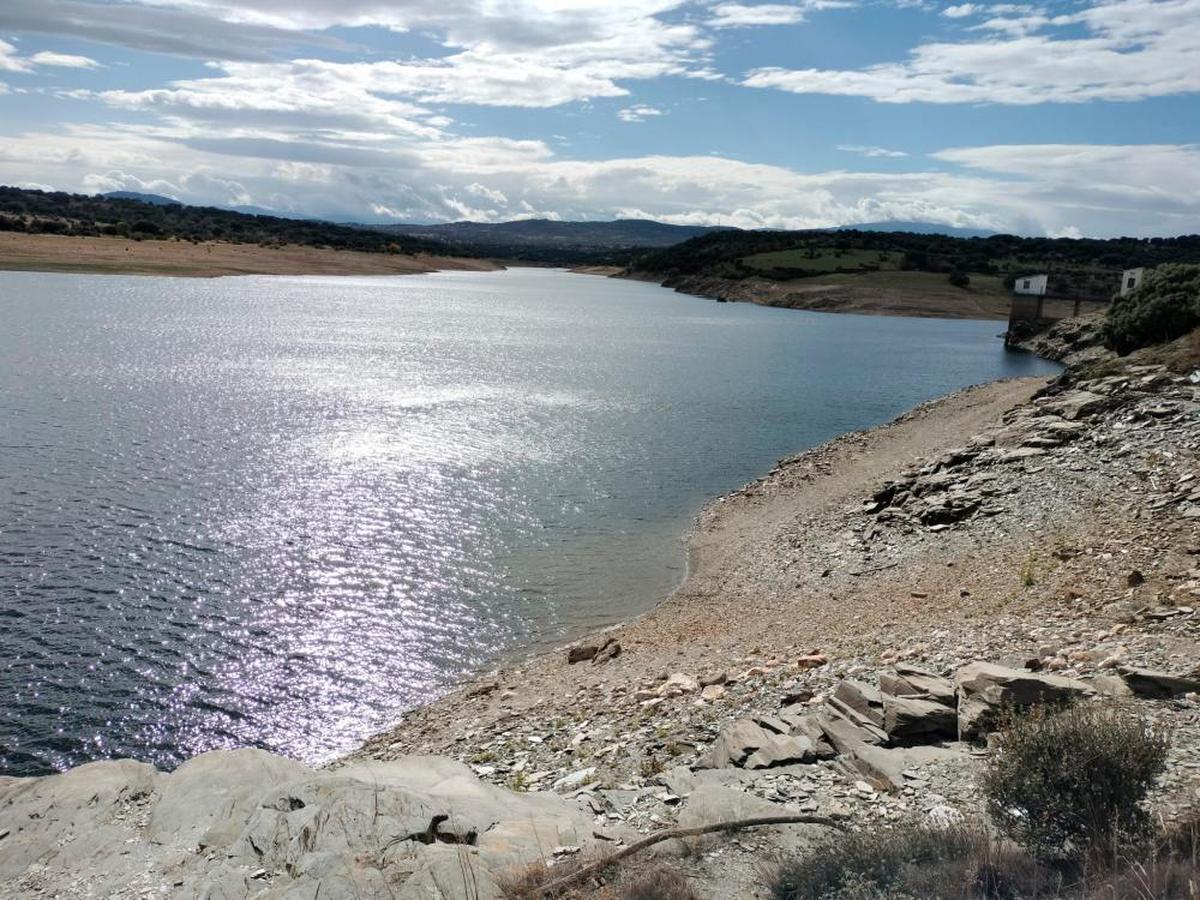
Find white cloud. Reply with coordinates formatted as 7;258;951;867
617;104;665;122
837;144;908;157
941;3;980;16
2;119;1194;236
28;50;100;68
707;1;853;27
744;0;1200;104
0;38;33;73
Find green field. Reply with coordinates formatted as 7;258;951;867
742;247;897;272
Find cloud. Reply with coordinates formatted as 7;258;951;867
0;0;349;62
744;0;1200;104
1;118;1194;236
707;1;853;27
28;50;100;68
617;104;665;122
941;3;980;16
837;144;908;157
0;39;33;73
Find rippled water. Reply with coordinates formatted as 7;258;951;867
0;268;1058;775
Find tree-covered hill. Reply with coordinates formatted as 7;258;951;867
0;187;445;256
631;228;1200;300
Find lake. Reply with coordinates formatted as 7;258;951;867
0;267;1059;775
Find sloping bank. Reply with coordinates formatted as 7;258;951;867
611;268;1011;319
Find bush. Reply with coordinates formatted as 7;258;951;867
949;270;971;288
983;704;1168;861
620;866;699;900
1106;264;1200;354
768;822;1060;900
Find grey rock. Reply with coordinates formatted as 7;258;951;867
955;661;1093;739
880;663;956;706
0;751;622;900
883;695;958;744
1117;666;1200;699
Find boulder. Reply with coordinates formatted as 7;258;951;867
1117;666;1200;699
831;680;885;727
744;734;817;770
882;695;957;744
880;663;956;707
657;672;701;697
776;707;838;760
955;661;1093;739
1037;389;1108;421
567;644;598;664
698;718;816;769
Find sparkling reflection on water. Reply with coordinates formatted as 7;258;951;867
0;268;1059;774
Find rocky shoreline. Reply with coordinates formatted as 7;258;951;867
3;321;1198;899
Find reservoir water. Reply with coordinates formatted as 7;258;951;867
0;267;1059;775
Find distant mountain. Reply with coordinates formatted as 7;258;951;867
101;190;182;207
371;218;735;250
841;220;997;238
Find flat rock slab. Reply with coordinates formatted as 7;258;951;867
956;661;1094;738
0;750;623;900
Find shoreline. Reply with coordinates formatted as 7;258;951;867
592;268;1014;320
346;374;1054;763
0;231;501;278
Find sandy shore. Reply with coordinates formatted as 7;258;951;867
0;232;500;278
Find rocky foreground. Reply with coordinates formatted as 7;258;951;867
3;325;1198;899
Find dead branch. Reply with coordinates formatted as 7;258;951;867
531;813;844;897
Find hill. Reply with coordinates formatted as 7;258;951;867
628;227;1200;308
0;187;444;256
371;218;733;251
102;190;182;207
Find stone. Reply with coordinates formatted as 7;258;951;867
700;684;726;702
743;734;818;770
697;719;772;769
656;673;701;697
879;663;956;706
777;708;838;760
567;644;598;664
1117;666;1200;699
955;661;1093;739
796;653;829;670
832;680;885;727
1038;389;1108;421
883;695;957;744
593;638;621;664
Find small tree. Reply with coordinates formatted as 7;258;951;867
1105;263;1200;354
982;704;1168;861
948;270;970;289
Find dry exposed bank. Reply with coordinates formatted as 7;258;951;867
0;231;500;278
609;269;1012;319
352;328;1200;896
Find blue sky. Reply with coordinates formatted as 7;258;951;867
1;0;1197;236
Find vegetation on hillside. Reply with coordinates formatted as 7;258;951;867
1106;264;1200;354
770;704;1187;900
0;187;444;256
632;229;1200;301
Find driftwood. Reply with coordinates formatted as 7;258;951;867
532;813;844;896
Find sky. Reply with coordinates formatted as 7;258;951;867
0;0;1197;237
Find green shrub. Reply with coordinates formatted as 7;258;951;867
1106;264;1200;354
983;704;1169;860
